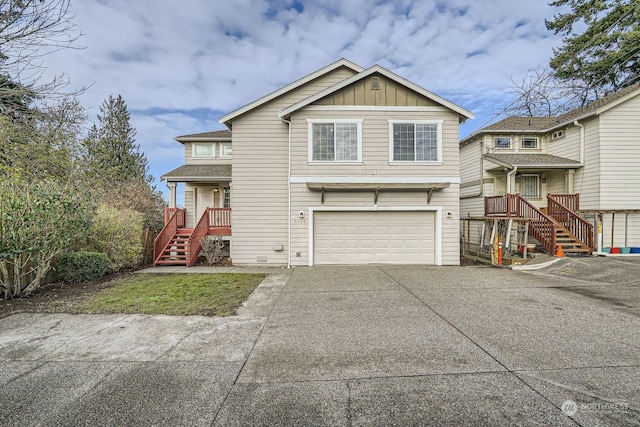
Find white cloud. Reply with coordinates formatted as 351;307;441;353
39;0;565;199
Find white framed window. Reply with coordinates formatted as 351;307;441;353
223;187;231;208
307;119;363;163
220;143;232;158
388;120;443;162
521;137;538;149
552;130;564;139
494;137;511;149
192;143;215;158
520;174;540;198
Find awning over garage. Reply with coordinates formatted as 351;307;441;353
306;182;450;204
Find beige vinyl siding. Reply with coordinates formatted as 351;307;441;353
230;66;357;265
599;94;640;209
460;140;483;198
544;170;567;195
290;109;460;177
573;118;601;210
184;186;195;227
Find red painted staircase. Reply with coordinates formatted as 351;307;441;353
155;229;193;265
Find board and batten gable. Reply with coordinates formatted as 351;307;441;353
598;92;640;209
288;80;465;265
229;66;358;265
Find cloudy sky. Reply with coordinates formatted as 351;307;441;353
43;0;566;200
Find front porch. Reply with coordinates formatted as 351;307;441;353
154;207;232;266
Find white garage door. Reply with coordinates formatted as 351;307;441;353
313;211;436;265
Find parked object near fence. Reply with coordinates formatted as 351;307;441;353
461;216;532;266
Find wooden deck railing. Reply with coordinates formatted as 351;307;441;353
485;194;519;216
548;194;579;212
154;208;185;264
518;196;558;254
548;195;594;251
209;207;231;229
163;207;185;227
187;209;210;266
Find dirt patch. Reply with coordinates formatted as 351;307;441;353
0;271;135;319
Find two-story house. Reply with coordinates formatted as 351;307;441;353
460;83;640;254
155;58;474;266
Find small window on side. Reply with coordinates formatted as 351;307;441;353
494;137;511;149
552;130;564;139
220;143;232;158
193;143;215;157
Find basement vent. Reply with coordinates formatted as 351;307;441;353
371;76;380;90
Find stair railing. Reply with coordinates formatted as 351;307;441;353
154;208;185;265
186;209;210;266
516;195;558;255
547;195;594;251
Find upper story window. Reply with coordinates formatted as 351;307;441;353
551;130;564;139
220;143;232;159
494;137;511;149
521;137;539;149
388;120;442;162
308;119;363;162
192;143;215;158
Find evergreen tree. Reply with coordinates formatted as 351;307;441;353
84;94;152;184
547;0;640;97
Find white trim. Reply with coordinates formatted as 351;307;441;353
192;142;216;158
220;58;364;124
219;142;232;159
290;176;460;184
388;120;444;163
520;136;539;149
307;118;363;163
308;206;443;266
279;64;474;120
303;105;451;112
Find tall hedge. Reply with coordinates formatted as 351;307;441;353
84;204;144;270
0;177;94;298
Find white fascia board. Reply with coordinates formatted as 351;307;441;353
280;64;474;120
291;176;460;184
218;58;364;125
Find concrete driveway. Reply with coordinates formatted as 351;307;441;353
1;262;639;426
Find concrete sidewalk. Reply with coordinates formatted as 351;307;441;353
1;264;639;425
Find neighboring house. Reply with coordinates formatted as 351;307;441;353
156;58;474;266
460;83;640;254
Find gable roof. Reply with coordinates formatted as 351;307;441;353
279;64;474;122
175;130;231;143
461;82;640;145
219;58;364;126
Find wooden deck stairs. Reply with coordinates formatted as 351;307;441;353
153;207;231;267
484;193;594;256
155;229;193;265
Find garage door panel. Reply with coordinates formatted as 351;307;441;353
314;211;435;265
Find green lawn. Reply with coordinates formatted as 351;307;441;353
79;273;267;316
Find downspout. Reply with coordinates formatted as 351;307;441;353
282;117;292;269
506;166;518;194
573;120;584;164
461;140;484;199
